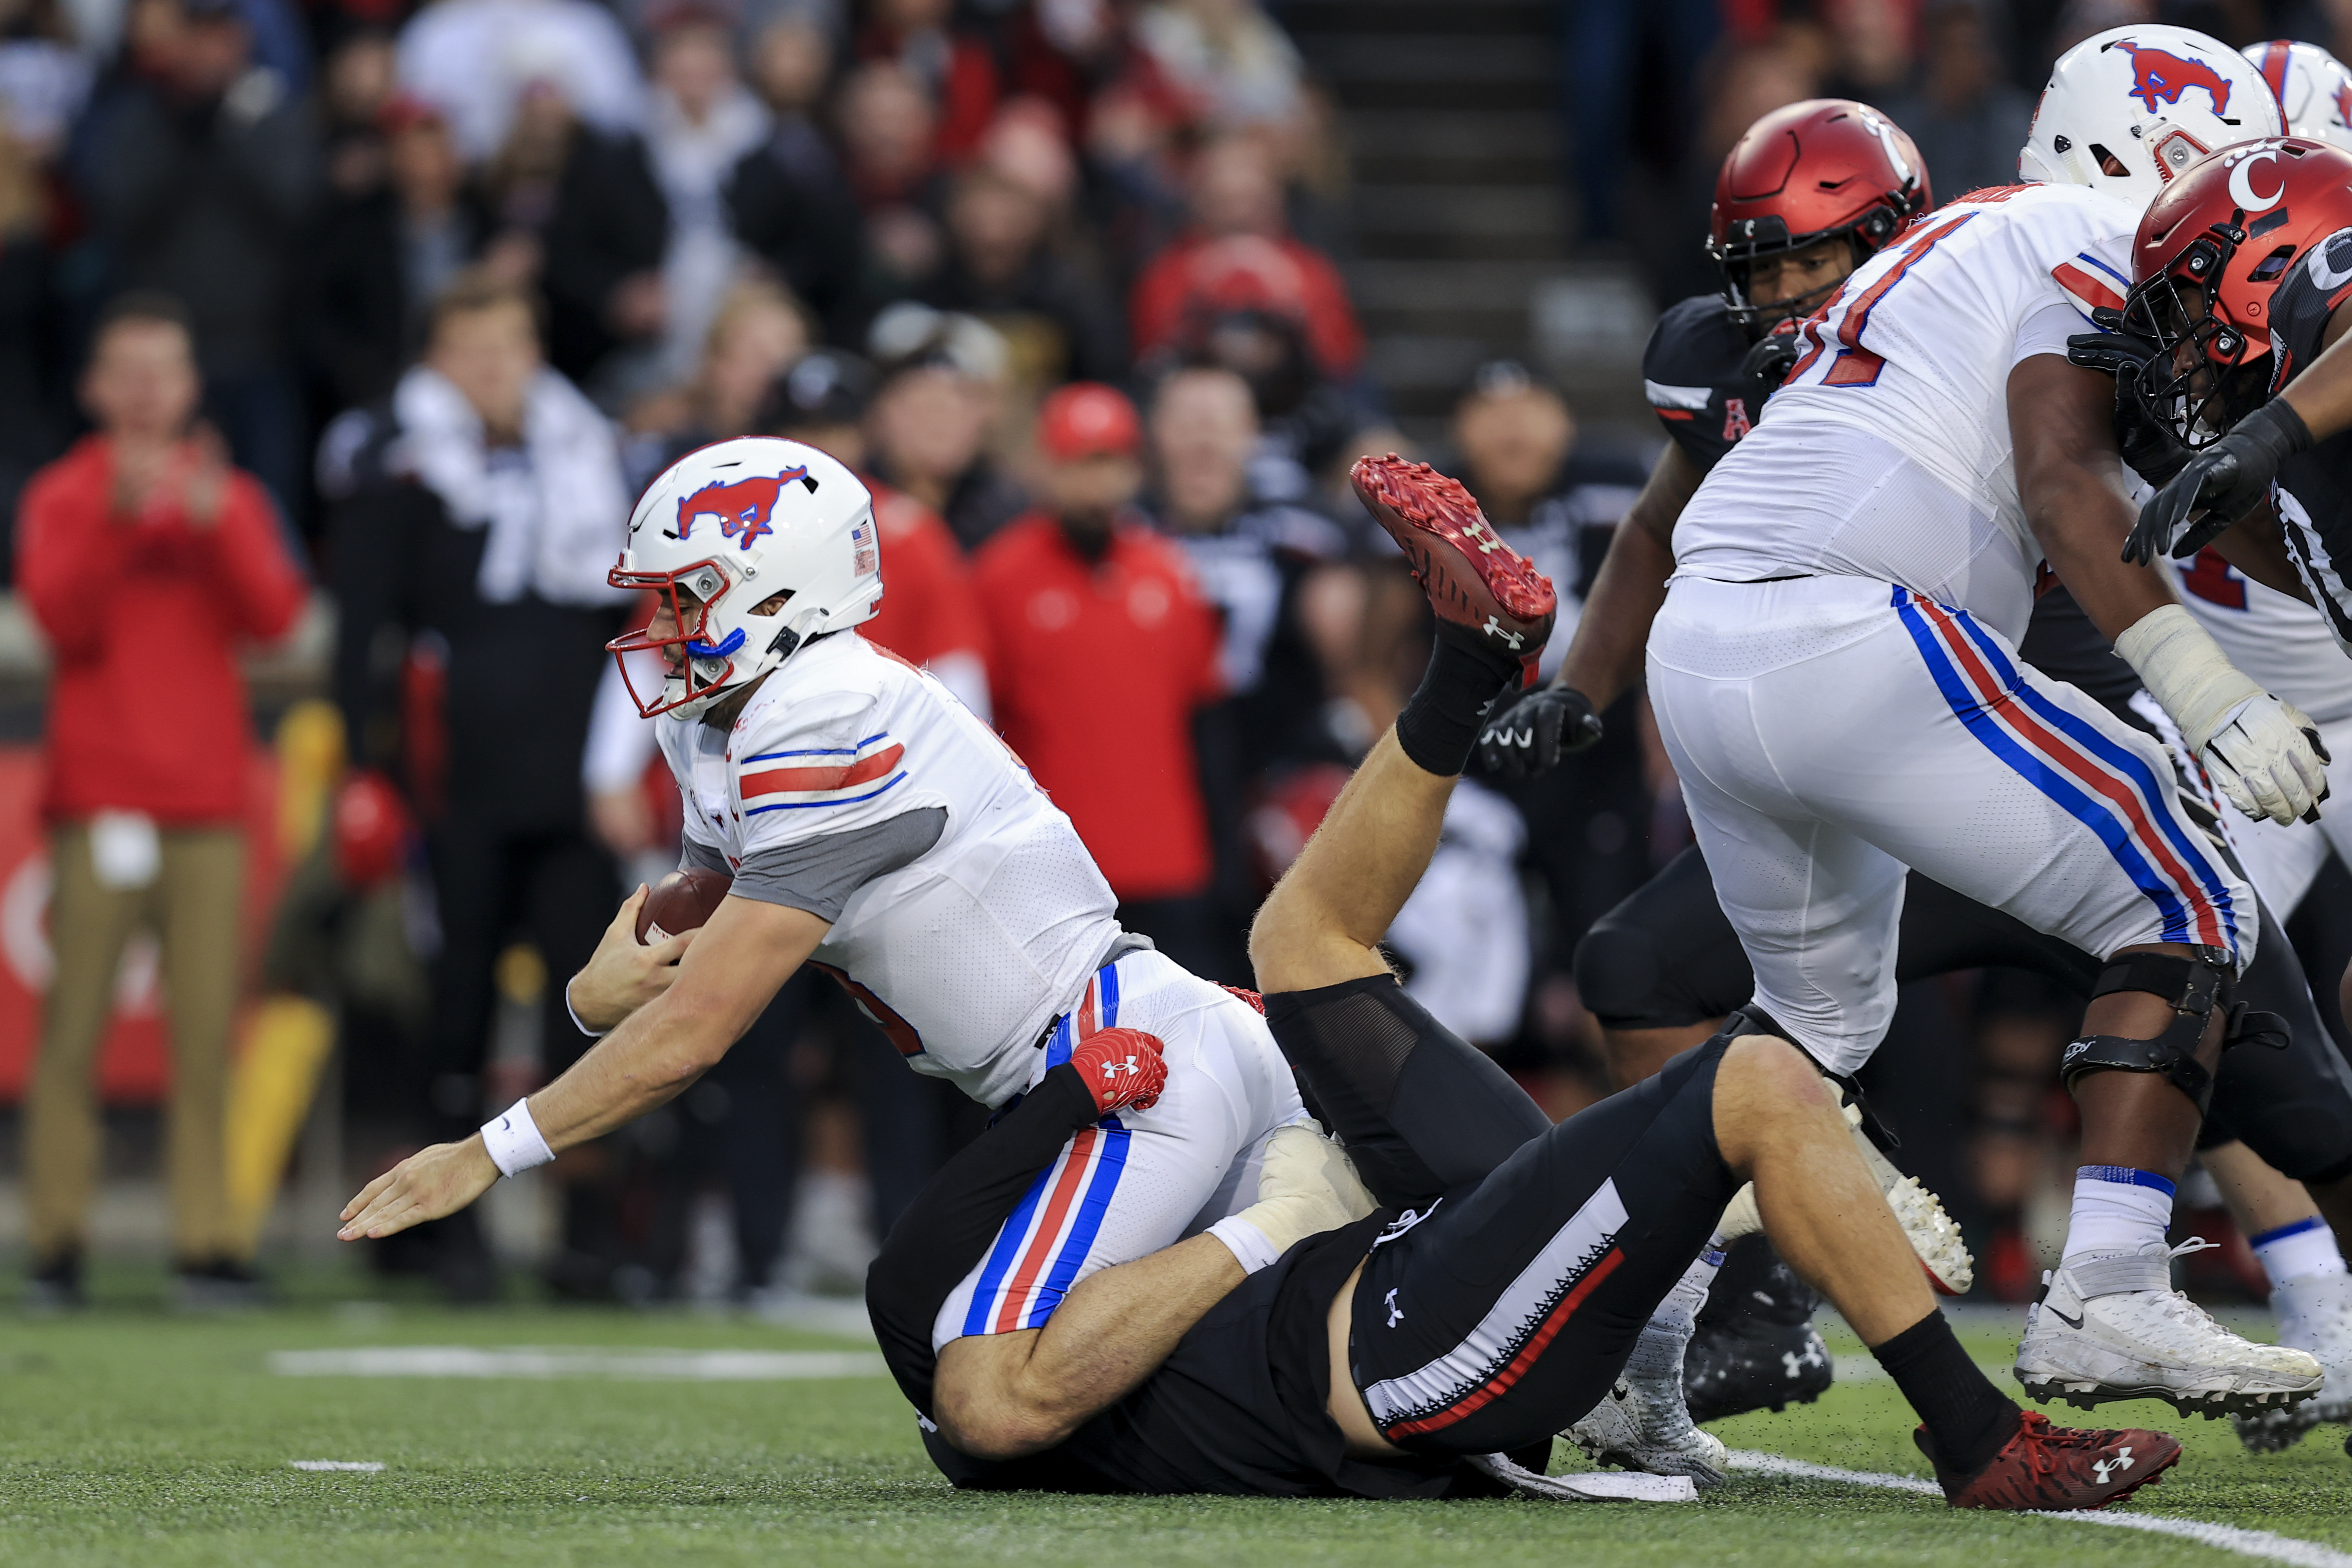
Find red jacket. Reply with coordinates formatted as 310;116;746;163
17;436;307;824
973;512;1220;901
861;480;988;669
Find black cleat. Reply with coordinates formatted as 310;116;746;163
1684;1236;1834;1423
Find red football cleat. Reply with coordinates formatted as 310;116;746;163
1919;1410;2181;1511
1349;454;1558;683
1067;1026;1168;1116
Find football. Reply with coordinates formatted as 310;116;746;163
634;867;734;944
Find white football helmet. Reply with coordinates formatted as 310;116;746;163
2246;38;2352;152
608;437;882;718
2020;25;2282;209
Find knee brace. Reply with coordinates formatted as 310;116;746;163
2058;950;2287;1115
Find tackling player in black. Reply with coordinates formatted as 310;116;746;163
864;458;2185;1512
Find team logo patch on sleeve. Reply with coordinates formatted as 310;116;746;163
740;732;907;812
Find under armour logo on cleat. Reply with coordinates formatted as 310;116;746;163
2093;1447;2135;1482
1782;1344;1824;1378
1384;1287;1404;1328
1482;615;1525;648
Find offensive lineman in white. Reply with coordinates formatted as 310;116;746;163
1646;26;2327;1414
338;437;1369;1461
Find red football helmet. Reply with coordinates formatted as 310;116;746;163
2122;136;2352;444
1708;99;1934;333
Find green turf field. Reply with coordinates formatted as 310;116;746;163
4;1291;2350;1567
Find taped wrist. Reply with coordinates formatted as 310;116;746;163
2056;949;2284;1115
2113;605;2262;753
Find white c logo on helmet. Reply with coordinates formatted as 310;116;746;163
2228;148;2286;211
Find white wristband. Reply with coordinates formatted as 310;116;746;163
2114;603;2262;753
1207;1214;1281;1274
480;1098;555;1177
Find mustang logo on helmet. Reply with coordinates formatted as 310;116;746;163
2115;40;2233;115
674;467;810;550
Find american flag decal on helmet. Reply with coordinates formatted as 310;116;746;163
851;520;877;576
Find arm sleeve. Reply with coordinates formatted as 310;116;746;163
204;475;309;642
15;474;122;661
866;1065;1103;1416
731;807;944;921
2012;296;2096;367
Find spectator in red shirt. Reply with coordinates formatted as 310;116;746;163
972;382;1229;978
1129;133;1362;379
759;347;992;720
14;292;308;1310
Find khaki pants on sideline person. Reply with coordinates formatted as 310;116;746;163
26;825;245;1265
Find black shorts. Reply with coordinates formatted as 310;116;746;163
1347;1024;1738;1456
1574;844;2100;1033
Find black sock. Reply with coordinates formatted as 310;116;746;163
1874;1312;2021;1475
1394;631;1521;776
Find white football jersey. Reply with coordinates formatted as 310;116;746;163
1673;182;2142;641
655;632;1124;1108
2165;547;2352;727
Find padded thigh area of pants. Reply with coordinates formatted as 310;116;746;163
1265;976;1551;1210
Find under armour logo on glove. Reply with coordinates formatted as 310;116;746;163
1067;1026;1169;1116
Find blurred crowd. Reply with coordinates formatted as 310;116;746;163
6;0;1700;1308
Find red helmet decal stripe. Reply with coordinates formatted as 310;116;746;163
2259;40;2293;108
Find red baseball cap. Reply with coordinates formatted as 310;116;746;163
1037;382;1141;462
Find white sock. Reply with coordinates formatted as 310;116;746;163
2061;1165;2174;1266
2250;1217;2349;1291
1627;1239;1726;1379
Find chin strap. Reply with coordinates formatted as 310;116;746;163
2058;949;2287;1114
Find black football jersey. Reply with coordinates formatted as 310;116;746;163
1642;295;1764;474
2263;225;2352;655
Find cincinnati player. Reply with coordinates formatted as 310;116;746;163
867;460;2184;1511
2097;135;2352;1447
1506;23;2336;1418
338;436;1388;1460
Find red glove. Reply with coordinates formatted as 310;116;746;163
1067;1027;1168;1116
1221;985;1266;1015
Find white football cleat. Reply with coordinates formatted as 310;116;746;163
2234;1271;2352;1452
1844;1102;1974;1295
1567;1310;1726;1488
2015;1240;2323;1418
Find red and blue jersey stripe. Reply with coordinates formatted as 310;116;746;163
740;731;906;812
1891;586;2240;961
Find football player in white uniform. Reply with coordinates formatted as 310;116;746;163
337;436;1374;1463
1637;25;2330;1416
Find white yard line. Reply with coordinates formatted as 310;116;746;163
1726;1450;2352;1568
288;1460;385;1472
268;1347;887;1381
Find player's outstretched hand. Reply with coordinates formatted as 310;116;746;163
1067;1026;1168;1116
568;885;695;1033
1476;683;1602;777
2203;694;2332;827
337;1137;500;1241
2125;399;2312;565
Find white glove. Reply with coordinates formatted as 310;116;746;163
2114;605;2331;826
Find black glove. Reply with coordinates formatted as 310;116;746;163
1475;684;1602;778
2065;320;2193;487
1742;327;1804;408
2124;398;2313;565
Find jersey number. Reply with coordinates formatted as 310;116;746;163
810;961;925;1056
1788;211;1980;388
2179;547;2249;611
